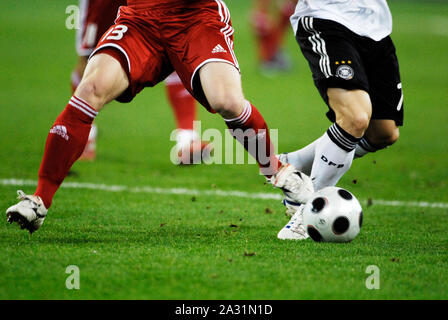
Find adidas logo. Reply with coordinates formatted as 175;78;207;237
212;44;227;54
50;125;69;141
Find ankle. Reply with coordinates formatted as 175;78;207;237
35;177;59;208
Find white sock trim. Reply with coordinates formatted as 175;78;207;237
327;123;360;152
224;101;252;124
69;96;98;119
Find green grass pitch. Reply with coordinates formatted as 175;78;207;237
0;1;447;299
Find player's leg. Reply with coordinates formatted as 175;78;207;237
278;88;370;239
198;62;313;205
355;119;399;158
252;0;275;64
38;53;128;204
73;0;98;160
252;0;294;71
280;19;403;240
72;55;98;161
271;0;296;69
166;1;313;207
7;2;173;233
356;36;403;158
310;88;371;191
165;72;212;165
282;34;402;204
72;0;124;161
6;54;128;233
169;3;280;174
282;88;371;176
199;61;279;174
72;0;93;91
282;107;399;169
281;17;375;191
166;72;197;137
278;137;321;176
75;54;129;109
278;1;296;36
277;17;372;239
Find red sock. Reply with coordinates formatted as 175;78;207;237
165;73;196;130
252;9;278;62
279;1;296;31
252;1;295;63
225;101;281;176
274;1;295;46
35;96;97;208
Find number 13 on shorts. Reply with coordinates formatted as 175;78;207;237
101;25;128;42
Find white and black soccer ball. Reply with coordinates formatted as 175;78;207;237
303;187;363;243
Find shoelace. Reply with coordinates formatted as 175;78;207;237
269;164;292;187
17;190;46;218
288;208;308;236
16;190;43;211
291;223;307;236
17;190;28;201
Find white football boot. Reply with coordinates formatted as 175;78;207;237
6;190;47;234
277;206;309;240
277;153;308;217
267;163;314;209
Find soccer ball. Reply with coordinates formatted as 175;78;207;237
303;187;363;242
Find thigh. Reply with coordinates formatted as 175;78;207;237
364;37;404;126
199;62;245;117
165;0;240;110
327;88;372;119
76;53;129;110
90;6;173;103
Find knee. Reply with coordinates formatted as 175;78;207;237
75;78;109;111
208;93;245;119
347;112;371;135
369;127;400;148
336;109;371;137
329;89;372;137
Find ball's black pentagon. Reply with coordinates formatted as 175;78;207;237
332;216;350;235
359;211;363;228
307;226;323;242
311;197;326;213
338;189;353;200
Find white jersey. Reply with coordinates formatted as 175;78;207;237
290;0;393;41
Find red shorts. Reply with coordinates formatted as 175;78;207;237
76;0;127;57
90;1;239;110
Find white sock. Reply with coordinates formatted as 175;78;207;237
287;134;379;168
88;123;97;141
284;135;324;175
355;136;382;158
311;123;360;191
